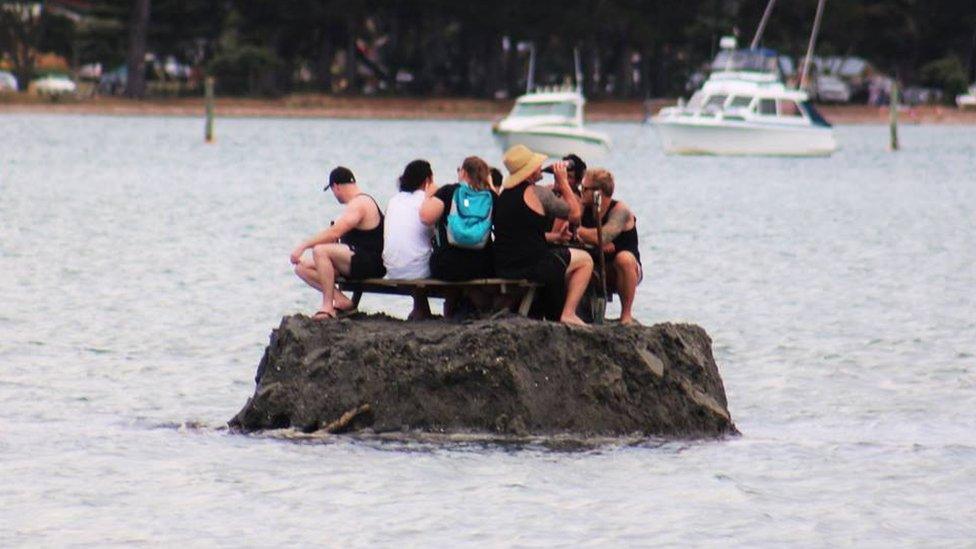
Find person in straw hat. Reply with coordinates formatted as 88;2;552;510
493;145;593;325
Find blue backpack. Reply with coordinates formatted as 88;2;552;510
444;184;493;249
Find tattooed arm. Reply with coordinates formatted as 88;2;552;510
578;203;632;245
531;186;571;219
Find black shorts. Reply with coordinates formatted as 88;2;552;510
497;247;569;321
348;250;386;280
532;247;570;286
430;247;494;281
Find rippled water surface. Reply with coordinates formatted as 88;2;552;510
2;115;974;545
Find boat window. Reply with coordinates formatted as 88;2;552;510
712;50;779;73
703;94;727;113
777;99;803;117
511;102;577;118
729;96;753;108
756;98;776;115
687;91;704;111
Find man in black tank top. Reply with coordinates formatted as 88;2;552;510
494;145;594;326
577;168;642;325
290;166;386;320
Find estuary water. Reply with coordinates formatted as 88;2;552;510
1;114;974;546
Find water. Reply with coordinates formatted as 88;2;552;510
1;115;974;545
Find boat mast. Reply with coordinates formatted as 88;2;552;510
750;0;777;49
574;47;583;92
799;0;826;90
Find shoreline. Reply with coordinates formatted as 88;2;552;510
3;93;975;124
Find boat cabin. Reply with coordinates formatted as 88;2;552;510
505;89;584;127
710;47;795;80
679;88;830;127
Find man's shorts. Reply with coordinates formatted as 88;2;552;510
348;249;386;280
533;247;570;320
532;247;570;287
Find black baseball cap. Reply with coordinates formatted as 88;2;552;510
563;154;586;179
324;166;356;191
541;154;586;179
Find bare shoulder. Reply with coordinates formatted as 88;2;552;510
349;194;379;213
609;200;636;229
612;200;633;217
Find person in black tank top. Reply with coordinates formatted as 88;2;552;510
495;145;593;325
577;168;643;325
290;166;386;320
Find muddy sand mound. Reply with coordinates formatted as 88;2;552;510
230;314;736;438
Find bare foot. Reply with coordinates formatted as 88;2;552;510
560;314;588;326
619;316;641;326
312;309;337;321
334;294;356;311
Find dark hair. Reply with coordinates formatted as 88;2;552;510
461;156;490;191
563;154;586;180
489;167;503;190
399;159;432;192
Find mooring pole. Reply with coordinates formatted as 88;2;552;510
204;76;215;143
889;81;900;151
593;191;608;324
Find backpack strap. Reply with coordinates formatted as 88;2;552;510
435;184;459;249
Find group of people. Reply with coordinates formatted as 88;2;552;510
289;145;642;325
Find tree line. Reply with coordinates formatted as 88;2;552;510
3;0;975;99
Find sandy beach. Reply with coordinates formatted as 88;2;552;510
3;93;976;124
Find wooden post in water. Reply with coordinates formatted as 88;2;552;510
889;81;900;151
592;191;608;324
204;76;215;143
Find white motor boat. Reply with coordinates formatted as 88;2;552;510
957;84;976;110
656;0;837;157
654;46;837;156
492;88;611;159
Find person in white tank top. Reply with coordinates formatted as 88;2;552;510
383;160;436;318
384;189;433;278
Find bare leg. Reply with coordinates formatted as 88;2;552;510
614;252;641;325
442;288;459;318
311;244;353;314
296;257;356;310
561;248;593;325
334;289;356;311
407;290;432;320
294;259;323;291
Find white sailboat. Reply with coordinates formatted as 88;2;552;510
654;0;838;156
492;48;611;159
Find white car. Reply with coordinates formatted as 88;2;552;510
32;75;77;96
957;85;976;110
0;71;17;92
814;75;852;103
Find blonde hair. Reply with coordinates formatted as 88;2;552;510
586;168;615;197
461;156;490;191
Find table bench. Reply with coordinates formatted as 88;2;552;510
337;277;541;317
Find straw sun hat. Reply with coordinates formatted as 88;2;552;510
501;144;547;189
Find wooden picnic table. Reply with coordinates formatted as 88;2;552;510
337;277;541;317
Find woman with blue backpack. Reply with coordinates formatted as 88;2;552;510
419;156;495;282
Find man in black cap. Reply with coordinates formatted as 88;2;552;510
290;166;386;320
545;153;587;244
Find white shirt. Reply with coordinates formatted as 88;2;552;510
383;190;432;279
